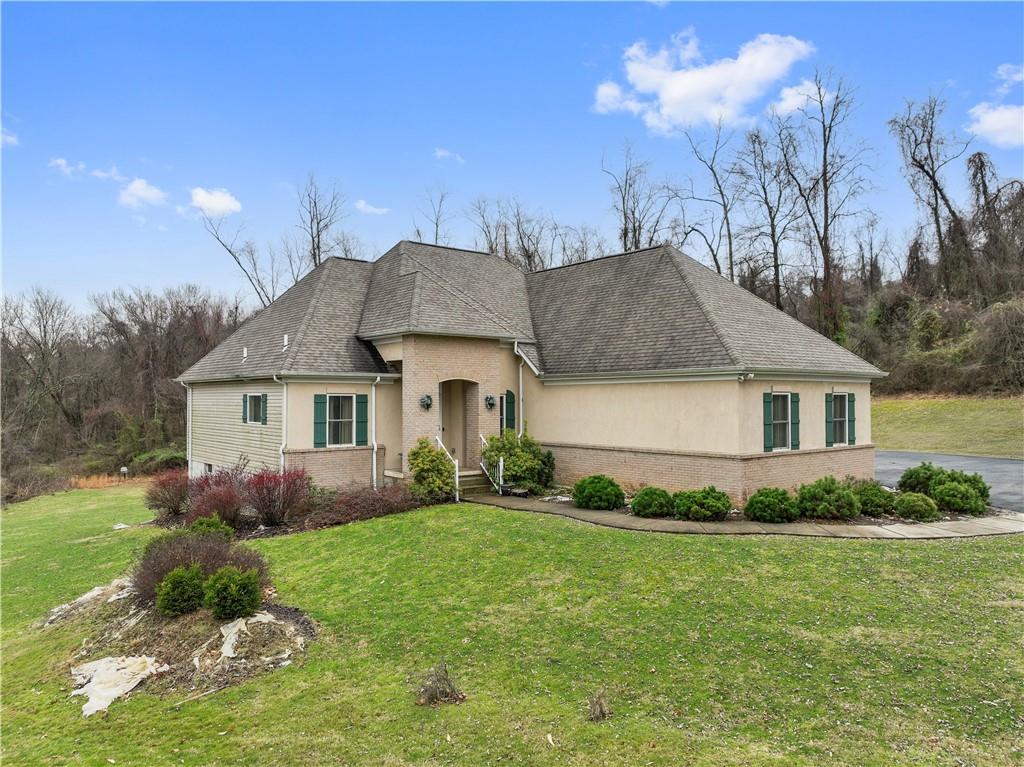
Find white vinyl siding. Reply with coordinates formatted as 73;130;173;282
191;380;282;470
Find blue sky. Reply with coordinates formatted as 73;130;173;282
3;2;1022;307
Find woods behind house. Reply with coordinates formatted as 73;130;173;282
3;75;1022;501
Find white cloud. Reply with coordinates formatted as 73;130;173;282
49;157;86;177
433;147;464;164
188;187;242;217
594;28;815;130
771;78;831;115
995;63;1024;96
355;199;389;215
90;165;126;182
119;178;167;208
967;102;1024;148
2;128;18;147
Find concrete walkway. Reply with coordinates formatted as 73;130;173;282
464;494;1024;540
876;450;1024;513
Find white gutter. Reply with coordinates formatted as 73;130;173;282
179;381;192;475
272;375;287;471
513;341;525;437
370;375;381;489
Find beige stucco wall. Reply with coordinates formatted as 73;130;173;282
736;379;872;454
190;380;282;472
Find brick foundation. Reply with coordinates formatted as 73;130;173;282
544;442;874;502
284;446;386;490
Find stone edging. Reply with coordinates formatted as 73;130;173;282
463;495;1024;540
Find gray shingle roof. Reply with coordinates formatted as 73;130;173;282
180;241;884;382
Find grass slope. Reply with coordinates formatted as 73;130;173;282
3;487;1023;766
873;396;1023;458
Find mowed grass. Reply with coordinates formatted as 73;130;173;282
3;487;1023;766
873;395;1024;458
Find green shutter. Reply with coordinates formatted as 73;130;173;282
790;392;800;450
847;393;856;445
762;392;773;452
313;394;327;448
260;393;268;425
355;394;368;446
505;389;516;434
242;394;248;423
825;393;834;447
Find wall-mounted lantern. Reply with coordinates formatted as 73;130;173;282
484;394;496;410
420;393;433;410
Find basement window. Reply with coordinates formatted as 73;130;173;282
327;394;355;447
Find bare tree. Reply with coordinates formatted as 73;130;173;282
414;189;452;245
297;174;345;267
603;145;675;252
778;71;868;340
888;98;971;295
735;128;801;308
683;123;739;280
201;216;281;308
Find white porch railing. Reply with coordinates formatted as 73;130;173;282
479;434;503;492
434;435;459;502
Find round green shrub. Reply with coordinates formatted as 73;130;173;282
155;563;205;617
796;476;860;520
896;462;945;495
674;486;732;521
187;516;234;537
893;492;941;522
203;566;262;620
631;487;673;518
572;474;625;511
408;438;456;504
744;488;798;523
845;479;895;517
932;481;986;516
929;469;990;504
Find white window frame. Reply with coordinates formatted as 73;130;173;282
771;392;791;452
832;392;849;447
498;394;506;432
327;393;356;447
245;393;264;426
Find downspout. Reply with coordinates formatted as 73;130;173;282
272;375;287;471
371;375;381;489
179;381;192;476
513;341;525;437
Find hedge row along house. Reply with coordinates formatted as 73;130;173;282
177;241;885;501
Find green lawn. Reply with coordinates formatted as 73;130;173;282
873;396;1024;458
3;487;1023;766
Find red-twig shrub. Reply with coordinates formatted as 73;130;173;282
244;469;310;527
304;485;420;529
145;470;190;520
188;481;244;528
132;530;268;604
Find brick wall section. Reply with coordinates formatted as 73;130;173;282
545;442;874;502
400;335;518;474
284;446;385;490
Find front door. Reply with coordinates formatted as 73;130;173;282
439;380;466;461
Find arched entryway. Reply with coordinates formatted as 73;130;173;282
438;378;480;466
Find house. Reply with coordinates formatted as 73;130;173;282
177;241;885;501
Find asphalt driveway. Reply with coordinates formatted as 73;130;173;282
876;450;1024;513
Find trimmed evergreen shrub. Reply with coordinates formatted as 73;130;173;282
204;566;262;620
572;474;625;510
845;478;895;517
744;488;799;523
187;516;234;537
896;462;945;495
480;429;555;493
673;487;732;521
409;438;456;504
796;476;860;520
932;481;987;516
893;492;941;522
155;564;205;617
145;470;190;520
929;469;990;504
631;487;673;518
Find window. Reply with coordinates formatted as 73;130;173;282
772;393;790;450
327;394;354;446
204;463;213;474
246;394;263;424
832;393;848;445
498;394;505;432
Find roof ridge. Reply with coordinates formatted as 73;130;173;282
664;246;740;367
527;244;667;277
283;259;333;371
402;249;532;339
